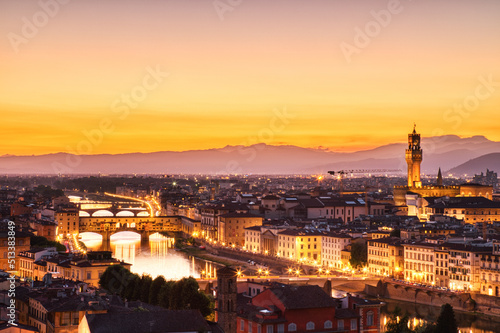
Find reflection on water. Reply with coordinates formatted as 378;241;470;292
80;232;220;280
379;298;498;333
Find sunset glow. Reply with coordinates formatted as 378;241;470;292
1;0;500;155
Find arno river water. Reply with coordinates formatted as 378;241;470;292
79;231;220;280
80;232;497;333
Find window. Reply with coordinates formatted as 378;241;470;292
258;325;261;333
60;312;71;326
324;320;332;329
306;322;315;330
288;323;297;332
338;320;344;331
367;311;374;326
249;322;252;332
241;320;245;331
277;324;284;333
72;312;79;325
266;325;273;333
87;272;92;280
351;319;357;330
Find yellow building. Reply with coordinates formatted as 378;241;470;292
443;243;485;292
55;207;79;236
403;242;436;285
19;248;61;281
0;229;31;273
321;232;351;269
434;247;449;288
180;216;201;238
19;250;130;287
277;229;323;264
244;226;262;253
441;197;500;223
368;237;404;278
64;252;131;287
479;241;500;296
217;212;263;246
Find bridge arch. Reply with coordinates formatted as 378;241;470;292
92;210;114;217
79;232;103;250
116;211;135;217
79;211;91;217
110;231;142;240
137;211;150;217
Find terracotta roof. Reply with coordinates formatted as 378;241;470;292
264;285;338;310
219;212;263;218
84;310;211;333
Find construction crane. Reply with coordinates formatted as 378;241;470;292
328;169;401;195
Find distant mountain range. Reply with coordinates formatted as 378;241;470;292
1;135;499;175
446;153;500;176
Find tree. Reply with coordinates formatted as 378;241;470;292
385;307;414;333
384;307;434;333
350;241;367;268
149;275;167;305
390;229;401;238
99;265;134;295
30;235;66;252
168;277;212;317
139;275;153;303
158;281;175;308
435;304;458;333
124;274;140;300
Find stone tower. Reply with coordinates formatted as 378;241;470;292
405;124;423;188
216;266;237;333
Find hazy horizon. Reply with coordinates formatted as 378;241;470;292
1;0;499;156
0;133;496;157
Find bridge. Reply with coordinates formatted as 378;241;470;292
78;215;181;244
78;207;150;218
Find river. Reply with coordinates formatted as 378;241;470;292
378;299;499;333
79;231;220;280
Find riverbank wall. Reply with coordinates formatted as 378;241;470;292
365;279;500;317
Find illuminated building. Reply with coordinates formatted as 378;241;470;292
321;232;352;269
217;212;263;246
479;240;500;296
277;229;323;263
405;124;423;188
0;229;31;272
403;242;436;284
394;126;493;219
367;237;404;278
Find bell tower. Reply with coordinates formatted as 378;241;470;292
405;124;422;188
216;266;237;333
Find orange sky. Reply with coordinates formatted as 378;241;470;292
1;0;499;155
